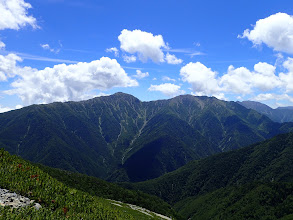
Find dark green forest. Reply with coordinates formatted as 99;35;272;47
124;132;293;219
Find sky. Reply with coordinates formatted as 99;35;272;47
1;0;293;112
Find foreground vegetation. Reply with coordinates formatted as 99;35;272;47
0;148;169;219
37;163;178;219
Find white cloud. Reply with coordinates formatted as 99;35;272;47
0;53;23;81
0;0;38;51
0;41;5;49
189;52;205;57
40;43;60;53
239;13;293;54
123;55;137;63
165;53;183;64
106;47;119;57
41;44;50;50
220;63;281;95
0;104;22;113
0;0;38;30
279;58;293;92
162;76;176;82
5;57;138;105
213;62;281;97
118;29;167;63
180;62;221;95
15;52;78;63
166;48;205;57
251;62;281;91
148;83;185;97
180;61;284;98
0;105;12;113
191;91;227;100
253;93;293;103
220;66;253;94
133;70;149;79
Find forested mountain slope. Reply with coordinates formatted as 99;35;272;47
127;132;293;219
0;93;292;182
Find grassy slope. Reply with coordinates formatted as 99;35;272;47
0;148;171;219
36;163;179;219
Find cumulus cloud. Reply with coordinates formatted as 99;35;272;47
123;55;136;63
180;61;286;99
0;0;38;30
220;62;281;95
0;0;38;50
239;13;293;54
133;70;149;79
0;53;23;81
279;58;293;92
180;62;221;96
5;57;138;105
220;66;253;94
148;83;185;97
118;29;168;63
165;53;183;64
106;47;119;57
162;76;176;82
253;93;293;103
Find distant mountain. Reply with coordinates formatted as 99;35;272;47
278;106;293;110
238;100;293;123
128;132;293;219
1;93;292;182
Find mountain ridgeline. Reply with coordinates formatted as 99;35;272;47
238;100;293;123
1;93;293;182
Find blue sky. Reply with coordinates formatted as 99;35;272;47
1;0;293;112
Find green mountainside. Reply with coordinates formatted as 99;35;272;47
174;182;293;220
238;100;293;123
1;93;292;182
0;148;177;219
126;132;293;219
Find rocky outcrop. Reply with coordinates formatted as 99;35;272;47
0;188;41;209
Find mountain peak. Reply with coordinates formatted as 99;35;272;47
110;92;141;102
112;92;136;97
238;100;273;111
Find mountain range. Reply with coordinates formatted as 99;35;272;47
2;93;293;219
1;93;293;182
238;101;293;123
